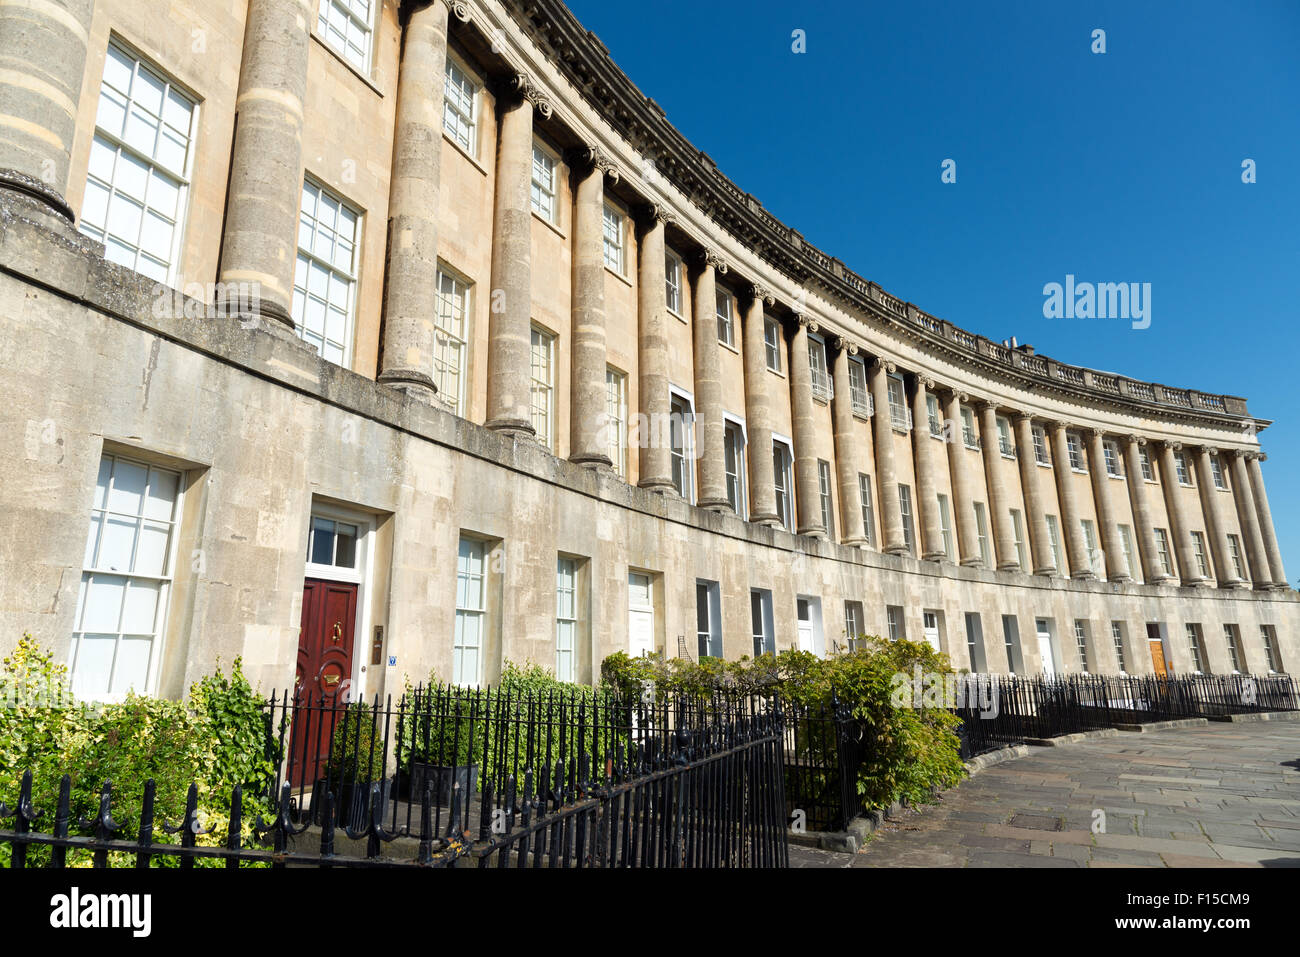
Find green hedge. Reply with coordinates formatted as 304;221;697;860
0;635;276;867
600;638;967;811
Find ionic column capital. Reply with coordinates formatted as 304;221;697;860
1044;419;1067;433
1012;411;1035;425
1088;427;1105;440
1162;440;1183;452
638;202;676;226
1202;446;1219;457
507;72;553;119
943;388;968;404
566;144;621;185
915;374;935;391
795;313;819;333
832;336;859;356
438;0;472;22
1125;433;1148;447
749;284;776;306
696;246;729;274
870;356;895;374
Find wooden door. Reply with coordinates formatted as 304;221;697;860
289;578;359;786
1149;640;1168;677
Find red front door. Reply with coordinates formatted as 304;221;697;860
288;578;359;786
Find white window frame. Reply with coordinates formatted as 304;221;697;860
695;580;722;659
1111;621;1128;674
974;501;991;568
454;536;488;687
817;459;835;538
1081;519;1101;577
887;375;910;432
603;203;626;275
1191;531;1211;579
606;367;628;478
1067;433;1086;471
937;493;954;561
1011;509;1028;570
1223;623;1244;673
317;0;375;73
1154;527;1173;575
1074;620;1090;673
773;436;795;533
723;414;748;518
926;394;943;438
71;451;185;701
1119;524;1140;583
848;358;870;418
1139;447;1155;481
670;388;697;504
716;286;736;347
898;484;916;556
858;473;875;546
751;589;775;657
293;177;361;366
808;335;832;402
1185;622;1206;674
443;54;479;156
1046;514;1064;574
997;417;1016;458
665;249;683;317
81;40;199;286
764;316;783;373
961;407;979;449
555;556;578;682
1032;426;1050;467
1228;534;1246;580
530;140;559;225
1261;625;1283;673
1175;451;1193;486
1210;456;1228;491
1104;440;1123;477
433;265;471;416
530;324;556;450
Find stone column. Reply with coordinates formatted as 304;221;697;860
1014;414;1055;575
830;338;866;545
788;315;825;537
377;0;454;398
977;401;1018;570
868;358;906;555
1048;421;1092;579
1085;429;1130;582
568;147;618;468
1192;446;1241;588
910;376;945;561
1123;435;1173;584
1156;442;1206;585
691;249;729;510
485;75;549;435
0;0;95;224
1229;451;1272;589
941;390;980;565
217;0;315;327
741;286;779;524
1247;453;1286;588
635;205;674;493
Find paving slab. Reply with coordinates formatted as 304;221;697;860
835;720;1300;869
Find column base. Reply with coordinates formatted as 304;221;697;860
923;550;947;562
997;561;1022;572
841;536;869;548
1107;575;1133;585
1033;567;1057;577
0;168;74;223
749;511;782;527
570;452;613;470
1149;575;1177;585
884;544;910;557
959;557;984;568
377;368;438;401
1070;571;1096;581
485;416;536;438
699;496;733;513
638;478;677;495
1181;577;1211;588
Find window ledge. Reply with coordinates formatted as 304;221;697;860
668;307;687;324
1071;467;1088;474
443;131;489;176
1107;472;1125;480
311;32;386;99
532;209;566;239
718;339;740;355
605;264;633;288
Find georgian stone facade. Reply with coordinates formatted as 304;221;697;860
0;0;1293;701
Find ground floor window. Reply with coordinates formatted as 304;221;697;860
71;452;183;700
454;537;487;686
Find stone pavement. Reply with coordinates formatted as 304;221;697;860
788;720;1300;868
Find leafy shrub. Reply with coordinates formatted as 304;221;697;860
599;638;967;812
0;636;275;867
326;702;385;783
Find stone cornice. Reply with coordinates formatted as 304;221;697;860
498;0;1261;433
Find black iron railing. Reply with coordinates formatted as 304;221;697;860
955;672;1299;758
0;686;788;868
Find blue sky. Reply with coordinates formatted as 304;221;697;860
565;0;1300;581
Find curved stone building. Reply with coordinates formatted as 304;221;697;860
0;0;1292;701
